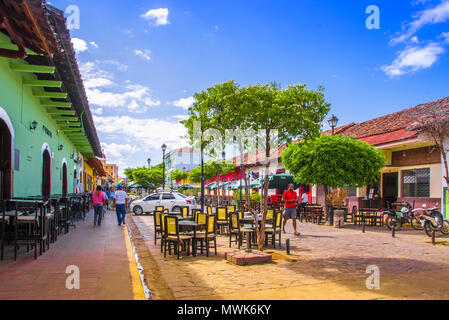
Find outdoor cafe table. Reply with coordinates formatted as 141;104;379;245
178;221;206;257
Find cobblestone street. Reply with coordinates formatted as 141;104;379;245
130;215;449;300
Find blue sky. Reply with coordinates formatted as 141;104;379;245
49;0;449;174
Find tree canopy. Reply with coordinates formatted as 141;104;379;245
282;134;386;188
188;160;235;184
170;169;189;182
124;167;164;188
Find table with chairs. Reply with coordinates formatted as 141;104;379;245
353;208;384;226
0;193;90;261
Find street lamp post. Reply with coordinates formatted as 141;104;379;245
162;144;167;190
147;158;151;169
327;114;339;225
201;146;205;213
328;114;339;136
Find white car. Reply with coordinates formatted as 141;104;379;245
130;192;196;215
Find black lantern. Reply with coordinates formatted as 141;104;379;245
328;114;339;135
30;121;38;131
147;158;151;169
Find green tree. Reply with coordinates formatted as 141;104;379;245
182;81;330;250
282;135;386;214
219;82;330;250
170;169;189;183
125;167;164;189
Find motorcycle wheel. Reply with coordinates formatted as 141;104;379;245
424;221;433;237
386;217;402;231
441;220;449;235
410;217;424;230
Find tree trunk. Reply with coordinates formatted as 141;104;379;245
257;128;271;251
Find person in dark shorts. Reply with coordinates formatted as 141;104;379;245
282;183;300;236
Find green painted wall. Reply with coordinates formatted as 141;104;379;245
0;55;82;197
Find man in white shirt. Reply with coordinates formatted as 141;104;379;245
113;185;128;226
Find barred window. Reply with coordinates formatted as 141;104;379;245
402;169;430;197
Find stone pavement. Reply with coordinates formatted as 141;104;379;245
129;215;449;300
0;209;144;300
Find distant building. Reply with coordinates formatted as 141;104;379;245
105;163;119;185
164;146;200;187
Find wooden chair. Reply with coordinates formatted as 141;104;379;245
207;206;213;215
226;205;236;215
155;206;164;212
228;212;254;249
216;207;228;234
180;206;190;218
153;211;162;245
265;211;283;248
160;213;168;253
192;209;202;223
346;206;357;223
163;209;169;214
13;202;40;260
266;208;274;222
194;215;217;257
163;216;193;259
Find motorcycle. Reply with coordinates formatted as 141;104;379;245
382;202;423;231
416;205;449;237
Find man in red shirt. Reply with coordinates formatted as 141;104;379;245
282;183;300;236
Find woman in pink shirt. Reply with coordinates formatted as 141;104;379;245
91;186;106;227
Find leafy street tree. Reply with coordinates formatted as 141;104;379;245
170;169;189;184
182;80;330;250
189;160;235;204
282;134;386;216
124;167;164;189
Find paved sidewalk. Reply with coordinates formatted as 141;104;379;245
0;209;144;300
129;215;449;300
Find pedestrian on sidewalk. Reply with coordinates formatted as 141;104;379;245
114;185;128;226
282;183;300;236
92;186;106;227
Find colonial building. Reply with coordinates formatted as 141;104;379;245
105;163;119;185
165;146;201;187
0;1;104;197
313;97;448;212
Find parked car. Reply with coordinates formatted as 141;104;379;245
130;192;196;215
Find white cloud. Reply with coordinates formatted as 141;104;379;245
172;96;195;110
134;49;151;61
214;25;219;31
92;108;103;115
441;31;449;43
102;142;138;160
84;78;114;89
71;38;88;53
89;41;99;48
381;42;445;77
391;1;449;44
141;8;170;26
79;62;160;113
412;0;431;5
173;114;189;121
94;116;187;151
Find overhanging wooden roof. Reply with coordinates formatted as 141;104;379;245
0;0;102;158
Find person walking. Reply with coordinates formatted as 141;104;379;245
91;186;106;227
114;185;128;226
282;183;300;236
299;191;309;222
109;187;115;208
